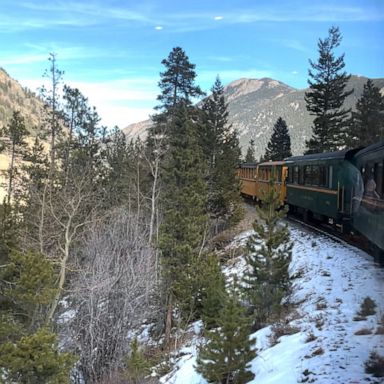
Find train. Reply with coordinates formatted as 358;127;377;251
238;141;384;263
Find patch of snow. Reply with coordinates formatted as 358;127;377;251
160;221;384;384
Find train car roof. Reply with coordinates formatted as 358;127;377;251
258;161;286;166
353;141;384;159
238;162;258;168
285;148;360;163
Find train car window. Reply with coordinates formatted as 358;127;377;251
277;166;282;182
319;166;328;187
329;166;333;189
298;166;304;184
304;165;311;185
293;166;299;184
288;167;294;183
312;165;320;186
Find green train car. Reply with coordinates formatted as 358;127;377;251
285;148;360;222
285;142;384;262
352;142;384;255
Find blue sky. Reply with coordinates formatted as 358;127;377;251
1;0;383;128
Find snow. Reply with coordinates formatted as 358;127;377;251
160;221;384;384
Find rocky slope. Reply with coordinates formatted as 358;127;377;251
0;68;49;201
123;76;384;159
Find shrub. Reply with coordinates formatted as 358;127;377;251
365;351;384;377
305;332;317;343
357;297;377;316
269;322;300;346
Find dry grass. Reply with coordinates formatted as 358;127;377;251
269;322;301;346
354;328;373;335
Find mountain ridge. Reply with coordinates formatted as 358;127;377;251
123;75;384;158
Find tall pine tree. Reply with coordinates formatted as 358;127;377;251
264;117;292;161
159;104;208;339
305;26;353;153
242;181;292;329
156;47;204;113
350;79;384;147
199;77;242;229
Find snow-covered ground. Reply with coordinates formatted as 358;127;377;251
160;222;384;384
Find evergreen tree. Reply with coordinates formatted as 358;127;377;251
0;250;57;338
39;52;64;180
0;250;74;383
0;328;74;384
156;46;204;113
125;337;151;384
198;253;227;329
0;111;28;205
350;79;384;147
196;292;256;384
264;117;292;161
148;46;205;150
305;26;353;153
159;104;208;335
0;111;28;248
199;77;242;228
245;139;256;162
242;181;292;328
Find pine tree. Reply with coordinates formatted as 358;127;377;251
196;292;256;384
264;117;292;161
0;111;28;205
198;253;227;329
0;328;74;384
0;250;74;383
39;52;64;180
156;46;204;113
0;111;28;247
245;139;256;162
125;337;151;384
0;250;57;338
350;79;384;147
159;104;208;335
148;46;205;149
242;181;292;328
199;77;242;228
305;26;353;153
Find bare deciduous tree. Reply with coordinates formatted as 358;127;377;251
70;208;157;384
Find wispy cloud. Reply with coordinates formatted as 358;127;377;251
3;2;383;35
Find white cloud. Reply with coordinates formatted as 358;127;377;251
155;26;163;30
214;16;223;20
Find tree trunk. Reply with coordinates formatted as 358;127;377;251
165;292;173;348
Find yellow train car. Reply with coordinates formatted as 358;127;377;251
254;161;288;206
237;163;258;198
238;161;288;206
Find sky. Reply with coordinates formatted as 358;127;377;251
1;0;383;129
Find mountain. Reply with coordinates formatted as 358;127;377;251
0;68;50;201
123;76;384;159
0;67;46;132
